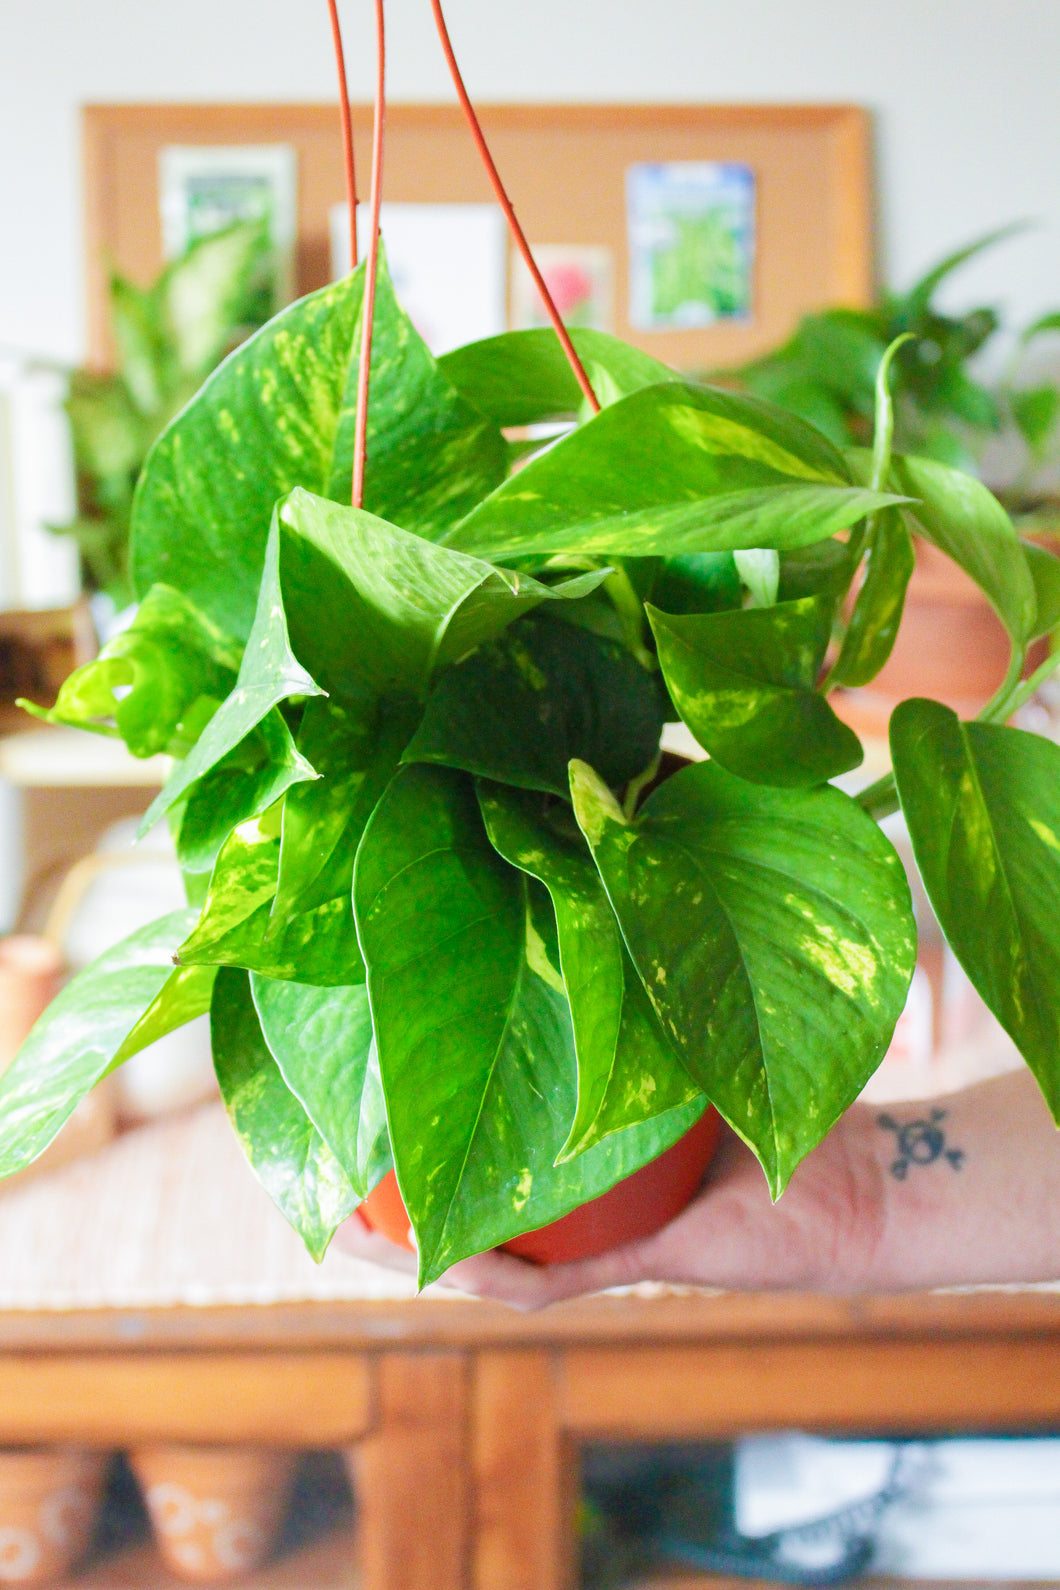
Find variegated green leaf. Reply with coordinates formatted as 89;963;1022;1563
0;911;198;1178
891;699;1060;1119
353;763;704;1284
252;974;386;1197
211;969;359;1260
133;253;507;640
648;599;862;786
140;517;321;837
570;759;916;1196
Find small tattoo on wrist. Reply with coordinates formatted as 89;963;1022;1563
876;1109;965;1180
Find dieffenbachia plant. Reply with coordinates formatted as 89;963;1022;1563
7;6;1060;1287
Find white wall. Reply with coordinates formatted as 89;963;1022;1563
2;0;1059;365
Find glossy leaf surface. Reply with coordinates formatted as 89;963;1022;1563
179;811;364;986
133;256;506;639
849;448;1037;645
30;584;239;757
175;710;318;880
893;454;1036;643
1023;539;1060;639
324;254;506;532
353;764;704;1283
445;381;902;561
0;911;197;1176
828;507;916;688
478;782;700;1160
648;600;862;786
275;488;606;706
113;962;218;1065
140;519;321;836
252;974;386;1196
211;969;358;1260
891;699;1060;1118
570;760;916;1194
274;695;415;923
403;612;664;797
438;327;677;426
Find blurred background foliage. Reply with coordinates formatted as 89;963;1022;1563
53;220;271;610
725;225;1060;527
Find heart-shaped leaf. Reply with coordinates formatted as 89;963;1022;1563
648;599;862;786
438;327;678;426
848;447;1037;645
275;487;607;707
1023;539;1060;639
445;381;903;561
274;695;417;924
827;507;916;688
403;611;664;797
178;809;365;986
140;517;322;836
353;763;705;1283
211;968;359;1260
0;910;198;1177
26;584;239;758
891;699;1060;1118
570;759;916;1195
174;709;319;881
893;455;1037;644
477;782;701;1161
132;254;507;640
252;974;387;1197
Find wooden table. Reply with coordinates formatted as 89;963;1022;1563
2;1287;1060;1588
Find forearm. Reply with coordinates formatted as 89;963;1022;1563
853;1068;1060;1290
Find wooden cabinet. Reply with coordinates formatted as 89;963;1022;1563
1;1289;1059;1588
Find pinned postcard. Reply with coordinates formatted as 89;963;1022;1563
330;203;507;356
510;245;614;334
627;161;755;330
159;145;298;308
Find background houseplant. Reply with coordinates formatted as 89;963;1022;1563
727;223;1060;516
2;3;1060;1291
53;220;270;611
728;228;1060;725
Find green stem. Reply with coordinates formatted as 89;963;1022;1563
984;645;1060;722
855;770;900;822
603;567;657;672
976;643;1029;724
623;751;661;820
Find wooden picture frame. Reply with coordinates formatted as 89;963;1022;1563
83;102;873;373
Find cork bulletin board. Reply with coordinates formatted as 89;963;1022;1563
82;102;873;373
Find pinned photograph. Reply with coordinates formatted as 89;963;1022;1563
330;202;506;355
510;245;614;334
158;145;298;309
627;161;755;330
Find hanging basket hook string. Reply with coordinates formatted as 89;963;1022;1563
428;0;601;415
351;0;387;509
326;0;359;271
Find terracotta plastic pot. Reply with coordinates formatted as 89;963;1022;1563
360;1108;722;1265
129;1445;295;1583
0;1447;107;1586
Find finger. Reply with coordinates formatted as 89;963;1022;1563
438;1237;650;1310
332;1210;419;1274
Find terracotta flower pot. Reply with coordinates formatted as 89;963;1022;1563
0;1447;107;1586
0;938;62;1074
129;1446;295;1583
360;1108;722;1265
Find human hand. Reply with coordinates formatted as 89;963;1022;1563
334;1071;1060;1309
333;1106;886;1308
